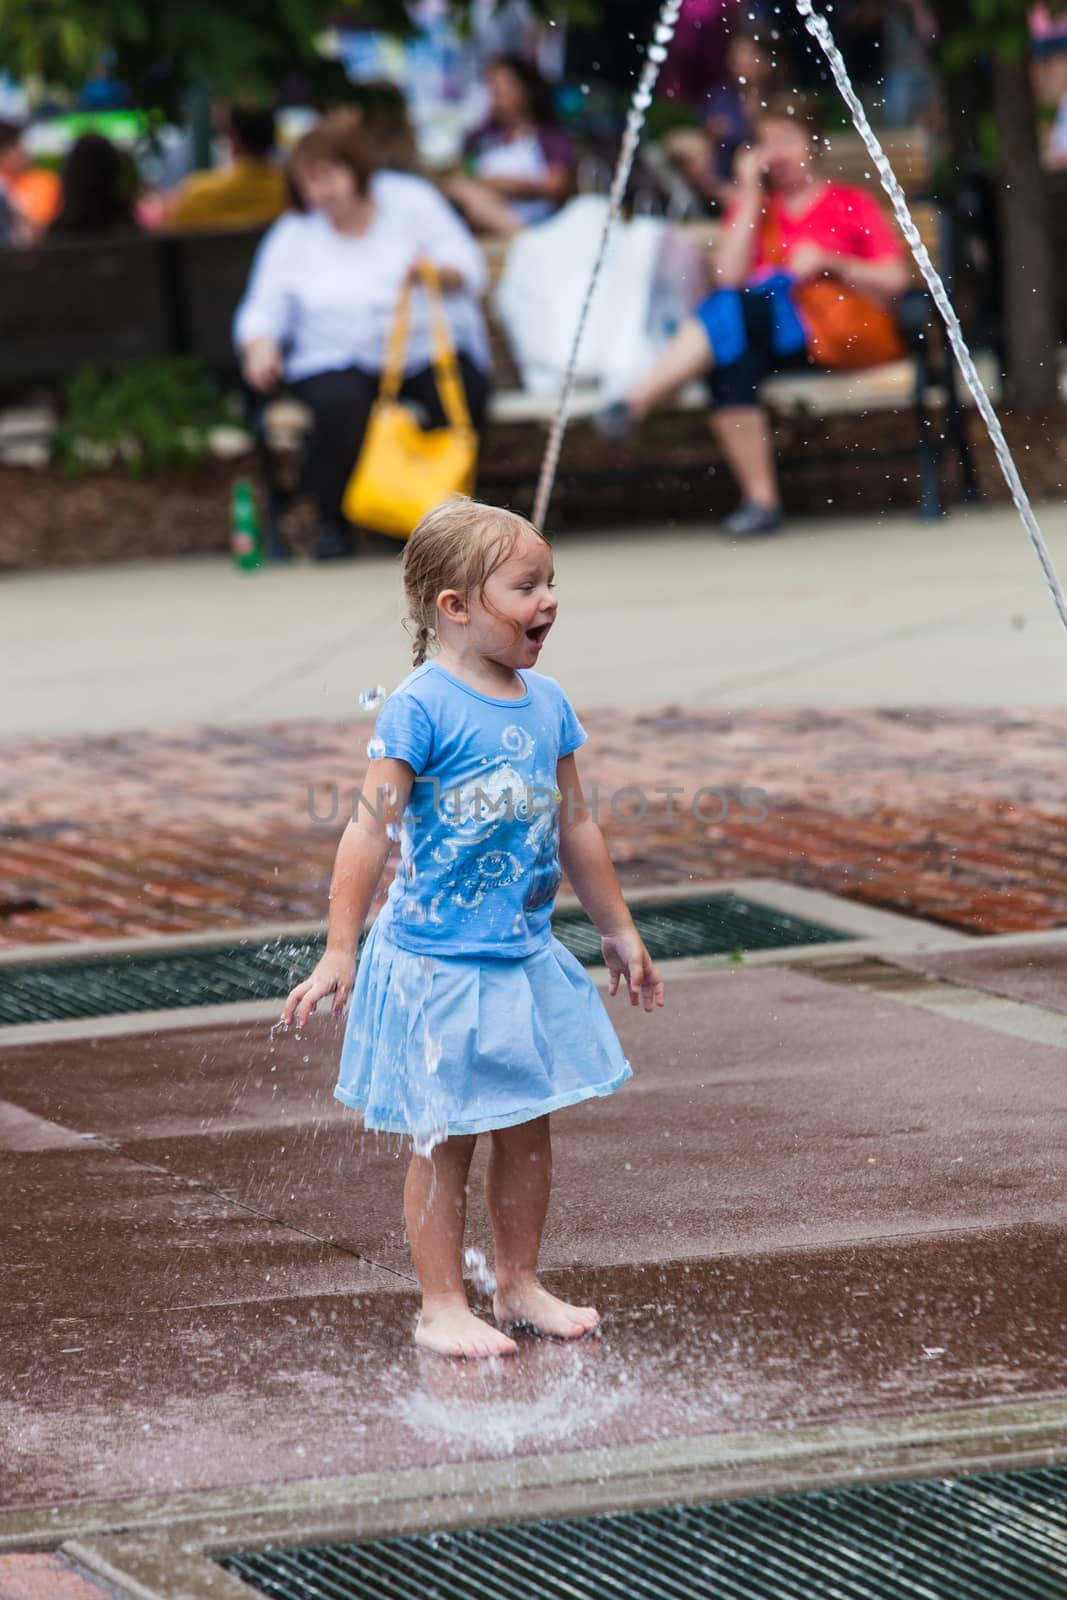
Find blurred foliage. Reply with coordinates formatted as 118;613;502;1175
53;357;228;478
0;0;595;105
935;0;1066;66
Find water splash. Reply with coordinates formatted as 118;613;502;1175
390;949;448;1157
395;1347;636;1455
532;0;684;529
463;1247;496;1296
359;684;387;711
795;0;1067;635
366;736;386;760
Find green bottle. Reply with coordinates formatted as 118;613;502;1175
230;478;262;570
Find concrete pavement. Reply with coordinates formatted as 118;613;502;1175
4;503;1067;740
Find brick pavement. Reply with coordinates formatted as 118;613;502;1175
3;708;1067;949
0;1554;115;1600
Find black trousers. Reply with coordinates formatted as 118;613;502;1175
705;289;814;410
292;356;491;529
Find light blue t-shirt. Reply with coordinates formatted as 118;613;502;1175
371;662;587;959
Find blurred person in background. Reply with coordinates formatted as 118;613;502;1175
165;107;288;230
598;94;909;539
664;27;780;210
235;110;491;561
49;134;139;235
837;0;937;125
659;0;743;111
444;55;575;236
0;184;27;247
0;120;59;238
345;80;421;174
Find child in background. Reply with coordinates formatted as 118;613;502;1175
281;497;664;1358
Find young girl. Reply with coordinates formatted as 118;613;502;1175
281;497;665;1359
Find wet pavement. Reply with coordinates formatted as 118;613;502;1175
887;942;1067;1014
5;961;1067;1519
0;1553;115;1599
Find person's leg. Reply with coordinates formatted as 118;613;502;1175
625;317;716;420
706;292;803;534
291;366;378;557
443;174;524;237
486;1116;600;1339
710;405;780;509
401;354;491;438
405;1133;519;1357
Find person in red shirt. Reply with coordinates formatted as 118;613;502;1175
599;94;910;538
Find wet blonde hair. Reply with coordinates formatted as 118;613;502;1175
401;495;547;667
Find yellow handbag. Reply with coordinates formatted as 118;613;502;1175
342;260;478;540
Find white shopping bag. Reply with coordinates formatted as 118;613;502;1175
493;196;707;400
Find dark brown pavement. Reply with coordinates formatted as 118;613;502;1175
4;960;1067;1518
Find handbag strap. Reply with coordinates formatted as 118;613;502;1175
378;260;473;433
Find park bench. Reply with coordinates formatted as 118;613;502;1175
465;129;978;524
0;233;174;395
248;197;977;554
0;161;988;547
0;228;262;399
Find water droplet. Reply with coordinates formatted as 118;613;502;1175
359;684;387;711
464;1247;496;1296
367;737;386;760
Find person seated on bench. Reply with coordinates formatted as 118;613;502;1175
164;107;288;231
444;55;575;237
599;93;910;539
234;110;491;560
663;26;779;213
0;120;57;244
49;134;139;237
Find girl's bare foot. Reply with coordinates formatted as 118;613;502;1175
415;1298;519;1359
494;1280;601;1340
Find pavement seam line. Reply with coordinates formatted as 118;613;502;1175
96;1133;418;1289
2;1116;417;1299
800;957;1067;1045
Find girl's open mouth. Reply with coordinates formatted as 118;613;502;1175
525;623;552;647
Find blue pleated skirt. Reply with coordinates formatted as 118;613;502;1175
335;915;632;1145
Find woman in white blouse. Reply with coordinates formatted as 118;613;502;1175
235;111;491;560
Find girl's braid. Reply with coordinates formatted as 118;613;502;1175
412;619;434;667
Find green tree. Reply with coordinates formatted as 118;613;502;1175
934;0;1062;408
0;0;592;106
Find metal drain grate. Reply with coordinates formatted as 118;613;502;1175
0;937;326;1027
553;892;851;967
0;894;849;1026
219;1463;1067;1599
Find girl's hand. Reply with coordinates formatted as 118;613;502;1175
280;949;355;1030
602;928;666;1012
